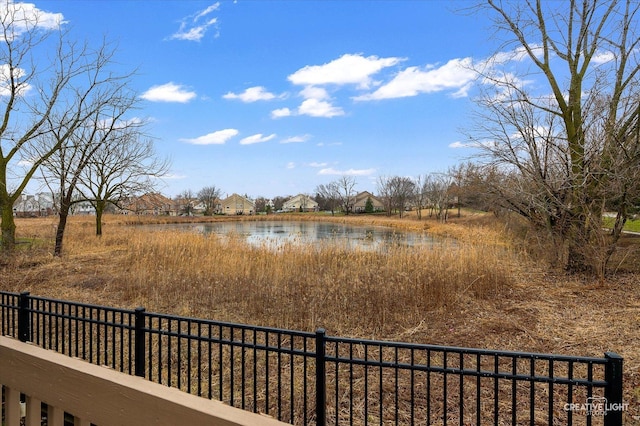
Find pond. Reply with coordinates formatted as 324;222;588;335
151;220;445;251
146;221;444;250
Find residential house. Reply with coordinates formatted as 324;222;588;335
174;197;208;216
72;201;96;215
13;193;55;217
282;194;319;212
353;191;385;213
122;193;175;215
221;193;254;215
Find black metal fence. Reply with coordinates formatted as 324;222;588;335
1;291;624;425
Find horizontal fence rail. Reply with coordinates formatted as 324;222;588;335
0;291;624;425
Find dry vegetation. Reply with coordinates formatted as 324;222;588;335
2;212;640;422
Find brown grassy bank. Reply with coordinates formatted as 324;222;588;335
2;212;640;421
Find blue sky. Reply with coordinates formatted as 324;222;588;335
34;0;496;199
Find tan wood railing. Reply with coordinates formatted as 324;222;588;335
0;335;288;426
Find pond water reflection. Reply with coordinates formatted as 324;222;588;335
153;221;444;250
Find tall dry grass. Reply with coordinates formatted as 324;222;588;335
4;214;518;337
100;224;514;336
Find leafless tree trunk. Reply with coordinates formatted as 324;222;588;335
469;0;640;275
376;176;394;216
378;176;415;218
38;84;139;256
412;175;429;220
179;190;195;216
315;183;340;215
78;131;169;235
424;173;452;223
335;176;357;215
391;176;415;218
198;186;222;215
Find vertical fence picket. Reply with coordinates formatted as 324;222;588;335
18;291;30;342
134;307;146;377
315;328;327;426
604;352;624;426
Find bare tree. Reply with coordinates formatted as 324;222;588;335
450;162;502;214
38;87;139;256
391;176;415;218
376;175;414;217
0;4;135;251
376;176;394;216
271;196;287;212
425;173;453;223
178;190;194;216
253;196;269;213
469;0;640;274
335;176;357;215
447;165;464;218
315;182;340;215
198;186;221;215
412;175;429;220
77;129;169;235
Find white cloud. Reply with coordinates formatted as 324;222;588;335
298;99;344;118
480;72;534;102
318;167;376;176
194;3;220;20
141;82;197;103
592;50;615;65
299;86;330;100
180;128;238;145
276;86;343;118
354;57;476;101
288;53;403;89
283;53;404;118
239;133;276;145
286;162;295;169
271;108;292;119
308;162;327;167
223;86;281;102
1;2;65;38
489;45;542;65
280;135;310;144
169;2;220;42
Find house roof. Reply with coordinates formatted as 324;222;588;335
221;193;255;206
283;194;318;208
126;193;174;211
354;191;384;207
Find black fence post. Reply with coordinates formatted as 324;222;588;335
315;328;327;426
134;307;146;377
18;291;31;342
604;352;624;426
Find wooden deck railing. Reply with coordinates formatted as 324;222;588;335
0;335;287;426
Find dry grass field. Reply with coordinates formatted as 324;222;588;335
2;211;640;422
